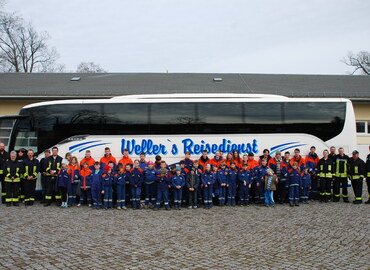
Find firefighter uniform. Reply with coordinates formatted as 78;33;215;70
348;155;365;204
318;157;334;202
45;155;63;206
4;159;23;206
333;154;350;202
366;153;370;204
0;149;9;203
23;157;40;205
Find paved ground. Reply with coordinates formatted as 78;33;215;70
0;194;369;269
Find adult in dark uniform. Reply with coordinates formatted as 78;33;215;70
3;151;23;206
348;150;365;204
44;147;63;206
0;142;9;203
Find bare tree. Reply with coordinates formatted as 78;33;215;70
342;51;370;75
76;61;107;73
0;11;63;72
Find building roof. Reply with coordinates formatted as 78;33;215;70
0;73;369;101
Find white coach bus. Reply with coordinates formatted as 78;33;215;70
2;93;357;163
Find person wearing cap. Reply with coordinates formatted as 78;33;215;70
0;142;9;204
79;150;95;170
263;168;278;207
268;151;288;204
333;147;350;203
172;166;186;210
348;150;366;204
366;146;370;204
100;147;117;169
101;165;114;209
318;150;335;203
143;161;157;208
202;163;215;209
118;149;132;169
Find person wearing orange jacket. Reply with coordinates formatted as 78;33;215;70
210;150;225;168
198;150;211;170
79;162;92;206
79;150;95;170
290;148;306;171
232;150;243;169
118;148;133;168
246;153;259;171
100;147;117;169
259;149;272;165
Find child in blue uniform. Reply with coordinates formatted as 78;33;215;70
155;161;171;210
226;162;238;206
130;160;143;209
91;162;103;209
217;163;228;206
172;167;186;210
102;165;114;209
238;163;252;206
202;164;215;209
144;161;157;209
57;162;70;208
253;159;269;204
115;164;127;210
288;162;301;207
300;167;311;204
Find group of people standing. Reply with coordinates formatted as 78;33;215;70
0;141;369;210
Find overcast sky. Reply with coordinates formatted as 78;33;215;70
5;0;370;74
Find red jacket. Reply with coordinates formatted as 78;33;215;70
100;155;117;167
118;156;133;167
80;157;95;168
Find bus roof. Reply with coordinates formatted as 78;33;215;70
22;93;350;109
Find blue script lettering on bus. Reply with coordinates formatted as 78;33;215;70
182;138;258;155
121;139;168;155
